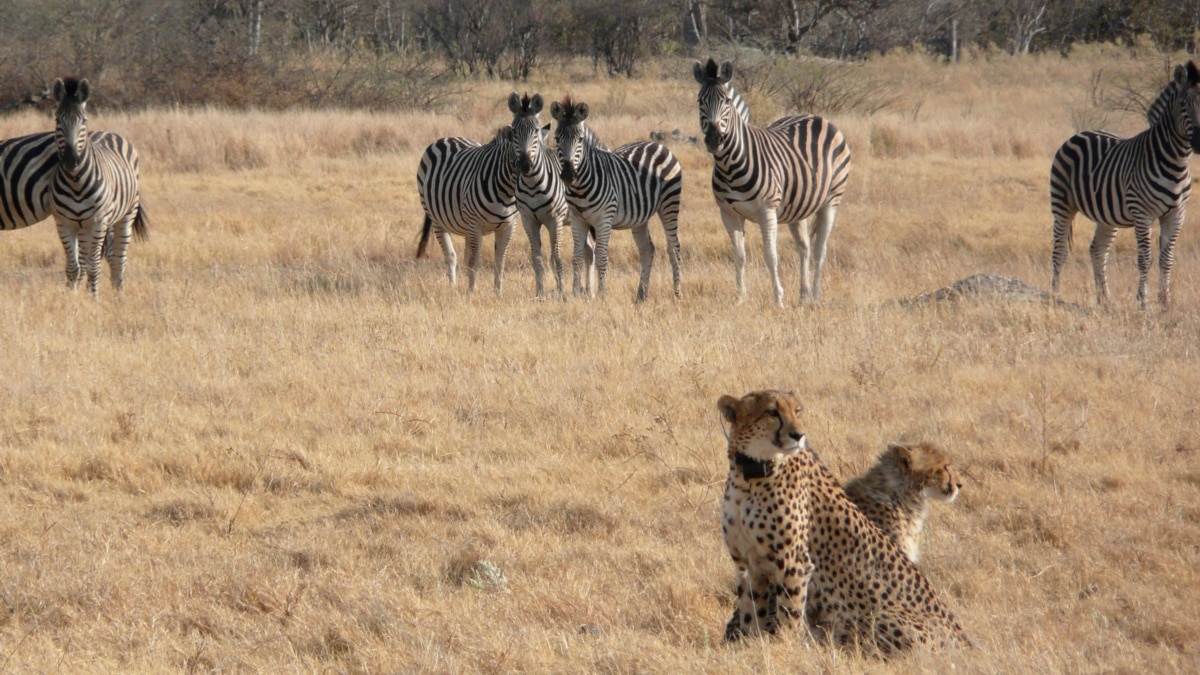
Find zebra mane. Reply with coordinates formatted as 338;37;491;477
557;95;584;122
60;77;83;97
702;58;720;80
1147;78;1182;127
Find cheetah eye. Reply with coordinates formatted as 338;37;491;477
765;409;780;419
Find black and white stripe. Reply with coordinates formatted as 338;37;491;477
51;77;149;296
416;122;520;293
550;96;682;302
1050;61;1200;307
0;132;56;232
694;59;851;305
509;92;569;298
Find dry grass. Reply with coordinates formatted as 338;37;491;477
1;49;1199;672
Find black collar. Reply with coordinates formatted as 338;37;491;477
734;452;774;479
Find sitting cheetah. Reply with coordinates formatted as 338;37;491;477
718;390;969;654
844;442;962;564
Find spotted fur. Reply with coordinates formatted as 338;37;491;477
718;390;970;655
843;443;962;564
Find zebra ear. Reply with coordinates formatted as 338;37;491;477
550;100;563;122
77;79;90;104
530;93;544;114
577;102;589;121
52;78;66;103
500;125;514;143
718;61;734;84
507;92;522;114
692;61;706;84
1188;61;1200;86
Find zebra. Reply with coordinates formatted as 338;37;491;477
0;132;56;234
1050;62;1200;308
549;95;683;302
509;92;569;298
693;58;852;305
50;77;149;296
416;124;521;293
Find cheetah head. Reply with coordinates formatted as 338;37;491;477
888;443;962;503
717;390;806;462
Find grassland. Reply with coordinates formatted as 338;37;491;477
1;47;1199;672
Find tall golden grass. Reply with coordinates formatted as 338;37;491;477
1;48;1198;672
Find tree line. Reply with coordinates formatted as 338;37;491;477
1;0;1198;111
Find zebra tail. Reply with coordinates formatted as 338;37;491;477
416;214;433;258
134;204;150;242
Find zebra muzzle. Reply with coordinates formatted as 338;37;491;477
704;130;721;152
561;164;575;183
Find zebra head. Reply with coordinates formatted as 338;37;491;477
550;96;589;185
693;58;736;153
1176;62;1200;152
52;77;91;172
509;92;546;175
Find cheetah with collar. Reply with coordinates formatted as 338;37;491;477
718;390;970;654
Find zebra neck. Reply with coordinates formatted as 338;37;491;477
1150;113;1195;160
709;125;748;169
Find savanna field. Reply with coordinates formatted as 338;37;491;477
2;47;1200;672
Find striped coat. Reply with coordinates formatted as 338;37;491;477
1050;61;1200;307
694;58;851;304
550;96;683;302
416;126;521;293
509;92;569;298
50;77;148;296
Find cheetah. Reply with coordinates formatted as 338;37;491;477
843;442;962;564
718;390;969;654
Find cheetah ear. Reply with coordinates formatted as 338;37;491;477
717;395;741;424
888;444;914;471
508;92;522;114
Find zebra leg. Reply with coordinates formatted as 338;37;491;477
657;210;682;299
435;229;457;286
106;212;136;292
1158;210;1183;307
464;230;483;293
82;221;107;297
594;222;613;298
757;210;784;305
1134;222;1153;309
56;219;82;290
548;212;566;299
584;228;596;295
719;206;748;303
809;203;838;303
788;220;812;302
521;212;545;297
493;219;516;294
1051;209;1077;296
1088;224;1118;306
570;213;589;297
631;224;655;302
